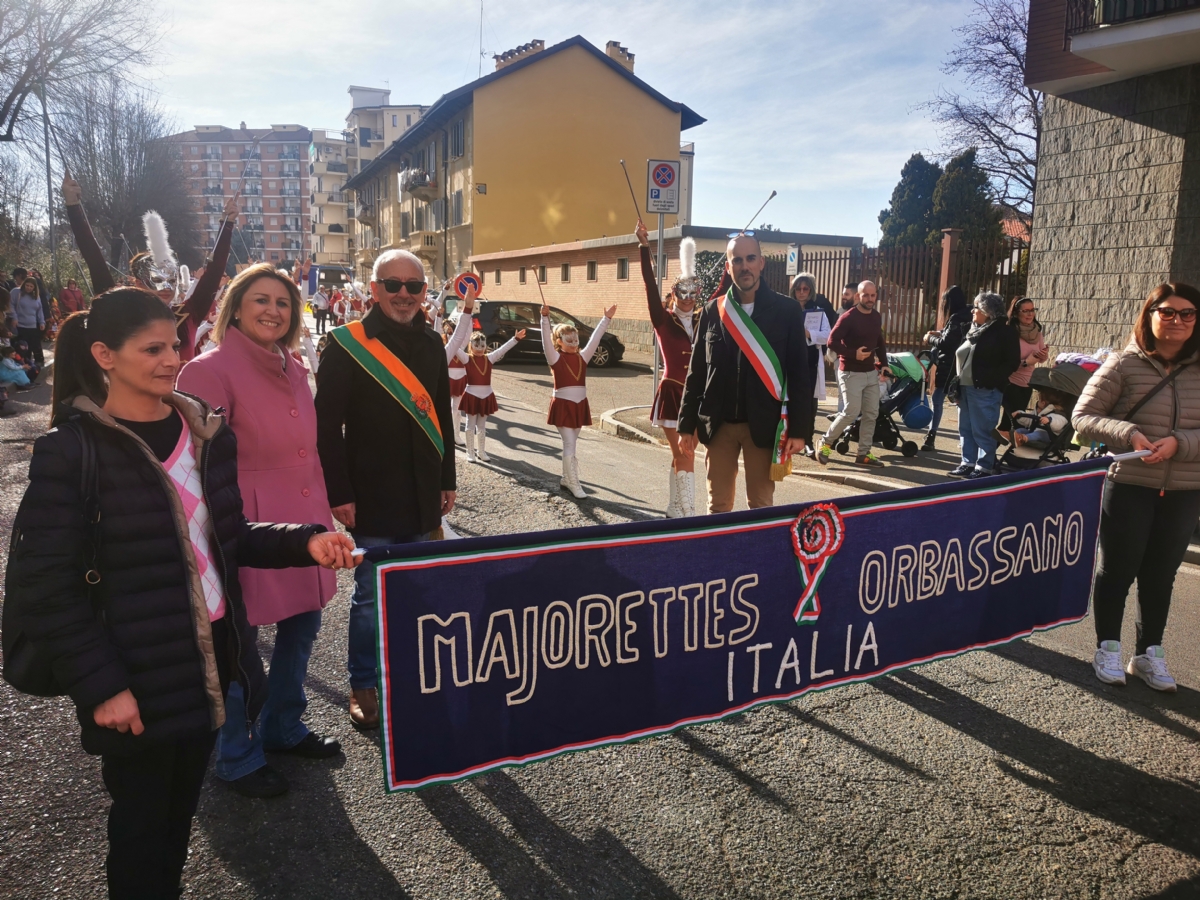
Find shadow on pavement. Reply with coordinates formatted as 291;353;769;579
874;669;1200;858
990;641;1200;738
674;731;793;809
420;771;681;899
778;704;937;782
1141;874;1200;898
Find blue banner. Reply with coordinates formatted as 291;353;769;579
369;459;1109;791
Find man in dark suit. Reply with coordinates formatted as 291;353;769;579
677;234;813;513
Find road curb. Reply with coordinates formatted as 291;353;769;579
793;469;908;494
599;406;663;446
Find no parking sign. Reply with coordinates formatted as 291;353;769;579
453;272;482;300
646;159;680;215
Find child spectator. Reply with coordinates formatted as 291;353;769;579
1011;387;1074;451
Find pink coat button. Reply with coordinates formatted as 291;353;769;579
302;488;310;497
298;448;307;458
290;409;299;417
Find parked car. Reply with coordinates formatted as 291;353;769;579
449;300;625;368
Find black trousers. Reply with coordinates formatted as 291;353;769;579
999;382;1032;433
1093;480;1200;653
17;326;43;368
314;308;327;334
100;618;230;899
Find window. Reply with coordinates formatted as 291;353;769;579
190;163;199;172
269;181;276;189
538;265;547;284
190;146;198;155
229;182;237;191
268;164;276;172
499;304;539;326
548;309;575;326
401;211;410;238
229;164;236;172
451;119;465;158
271;252;279;260
561;263;570;283
519;267;526;284
406;114;412;126
271;234;278;243
616;258;629;280
452;190;463;227
270;218;278;226
392;114;397;127
428;141;437;179
191;181;199;190
267;145;275;152
494;269;501;285
270;199;277;208
587;261;597;281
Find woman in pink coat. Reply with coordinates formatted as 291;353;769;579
178;263;340;799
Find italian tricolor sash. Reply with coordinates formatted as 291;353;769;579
331;321;444;458
718;289;792;481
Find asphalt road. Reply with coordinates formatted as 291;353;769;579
0;356;1198;900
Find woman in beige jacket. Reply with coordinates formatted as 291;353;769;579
1073;282;1200;692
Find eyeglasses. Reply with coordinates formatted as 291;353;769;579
1152;306;1197;322
377;278;426;295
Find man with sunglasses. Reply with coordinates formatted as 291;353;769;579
678;233;812;513
315;249;456;729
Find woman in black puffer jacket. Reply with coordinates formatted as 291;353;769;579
923;285;971;452
6;288;358;899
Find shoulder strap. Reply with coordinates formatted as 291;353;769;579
1125;364;1188;423
62;419;102;591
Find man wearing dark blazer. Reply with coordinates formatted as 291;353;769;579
678;234;813;512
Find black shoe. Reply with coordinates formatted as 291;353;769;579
229;765;289;798
921;434;936;452
267;731;342;759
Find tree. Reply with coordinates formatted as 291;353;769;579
0;0;155;142
878;153;943;248
928;149;1003;245
54;75;201;270
921;0;1042;217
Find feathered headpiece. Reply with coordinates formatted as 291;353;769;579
131;211;181;305
672;236;701;303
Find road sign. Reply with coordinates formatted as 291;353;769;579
454;272;482;300
646;159;680;215
786;244;799;277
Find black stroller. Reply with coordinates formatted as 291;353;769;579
831;352;931;459
997;362;1090;471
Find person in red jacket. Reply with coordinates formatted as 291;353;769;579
636;219;700;517
62;174;237;362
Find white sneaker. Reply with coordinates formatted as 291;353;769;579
1126;645;1177;692
1093;640;1126;685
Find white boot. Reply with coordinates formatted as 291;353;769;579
477;427;490;462
560;456;570;488
666;465;682;518
564;454;587;499
465;426;477;462
677;470;696;517
452;408;465;445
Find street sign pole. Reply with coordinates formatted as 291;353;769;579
645;160;680;410
654;212;665;403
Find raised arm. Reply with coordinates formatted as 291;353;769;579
184;201;236;325
540;313;560;366
444;290;476;362
62;175;114;294
580;309;613;364
487;332;522;364
636;221;667;329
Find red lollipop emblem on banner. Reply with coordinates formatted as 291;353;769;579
790;503;845;624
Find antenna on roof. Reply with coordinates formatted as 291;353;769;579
478;0;485;79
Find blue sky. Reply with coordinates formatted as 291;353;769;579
147;0;973;243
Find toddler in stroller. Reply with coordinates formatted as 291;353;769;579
831;352;931;459
998;362;1089;470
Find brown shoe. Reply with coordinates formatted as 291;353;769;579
349;688;380;730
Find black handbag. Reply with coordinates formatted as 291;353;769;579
1081;364;1187;461
2;419;103;697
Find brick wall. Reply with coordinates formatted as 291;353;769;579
1027;65;1200;354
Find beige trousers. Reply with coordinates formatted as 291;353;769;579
705;421;775;513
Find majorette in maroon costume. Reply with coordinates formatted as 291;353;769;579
458;330;519;462
541;310;611;499
442;306;474;444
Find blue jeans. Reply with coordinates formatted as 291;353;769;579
928;386;946;435
957;385;1003;472
349;533;428;690
215;609;322;781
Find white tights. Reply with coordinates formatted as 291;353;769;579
452;394;463;429
468;414;488;437
557;426;580;457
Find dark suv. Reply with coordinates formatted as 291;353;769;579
453;300;625;368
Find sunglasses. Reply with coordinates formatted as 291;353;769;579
377;278;426;295
1153;306;1197;322
727;230;756;238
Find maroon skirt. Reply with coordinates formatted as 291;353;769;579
450;374;467;398
651;379;684;427
460;391;499;416
548;397;592;428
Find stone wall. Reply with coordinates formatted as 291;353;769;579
1028;65;1200;354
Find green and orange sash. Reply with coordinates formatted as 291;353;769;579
331;321;443;458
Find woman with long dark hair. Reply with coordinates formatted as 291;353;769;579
922;285;971;452
1074;283;1200;691
7;287;357;897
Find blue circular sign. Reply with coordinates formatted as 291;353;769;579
454;273;482;299
653;164;675;188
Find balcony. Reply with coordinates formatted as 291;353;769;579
311;191;346;205
202;202;223;213
356;200;376;223
278;150;301;161
279;168;302;179
281;188;301;197
346;205;355;219
1066;0;1200;79
283;240;303;250
312;222;346;236
240;151;261;161
283;222;303;232
400;168;438;201
202;151;223;160
202;186;224;196
409;231;439;262
282;204;302;214
242;168;262;179
327;161;348;173
243;186;262;196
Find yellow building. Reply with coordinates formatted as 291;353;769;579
344;36;703;283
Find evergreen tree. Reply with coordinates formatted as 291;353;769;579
878;153;942;248
927;148;1003;245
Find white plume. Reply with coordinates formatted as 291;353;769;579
142;211;174;267
679;237;697;280
178;264;192;297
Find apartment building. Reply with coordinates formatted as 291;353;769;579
1024;0;1200;352
309;129;353;268
343;36;704;290
168;123;313;268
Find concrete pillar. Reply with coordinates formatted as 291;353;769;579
937;228;962;330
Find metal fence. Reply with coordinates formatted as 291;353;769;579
1066;0;1199;41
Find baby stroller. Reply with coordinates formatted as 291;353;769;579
997;362;1090;471
833;352;931;459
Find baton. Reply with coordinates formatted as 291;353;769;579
618;160;642;220
702;190;781;284
1109;449;1154;462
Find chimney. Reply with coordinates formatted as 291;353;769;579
605;41;634;72
239;121;246;131
493;40;545;71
